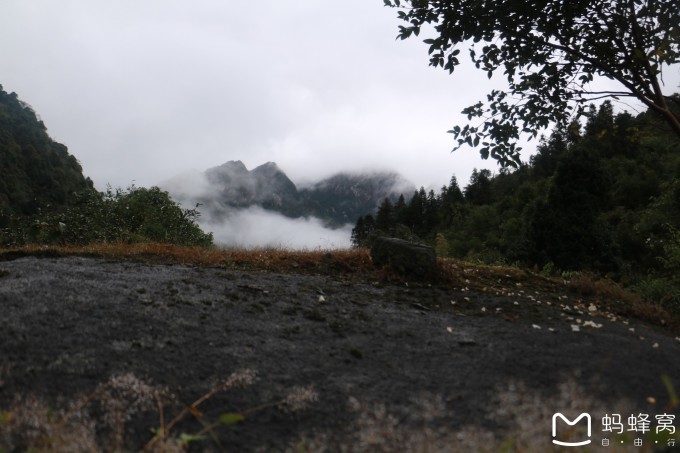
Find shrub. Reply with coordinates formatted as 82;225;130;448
0;185;213;247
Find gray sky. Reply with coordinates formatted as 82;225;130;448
0;0;505;191
1;1;678;194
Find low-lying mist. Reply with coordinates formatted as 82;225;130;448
159;163;408;250
198;206;353;250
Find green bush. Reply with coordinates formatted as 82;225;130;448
634;277;680;312
0;185;213;247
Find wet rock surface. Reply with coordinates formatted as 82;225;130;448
0;256;679;451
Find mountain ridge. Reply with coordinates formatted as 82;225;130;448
162;161;414;226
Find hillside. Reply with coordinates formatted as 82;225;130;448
0;86;92;225
0;85;213;248
353;100;680;311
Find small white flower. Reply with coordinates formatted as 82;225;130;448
588;304;597;312
571;325;580;332
532;324;541;330
318;295;326;303
446;327;453;333
652;342;659;349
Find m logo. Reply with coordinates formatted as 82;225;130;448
552;412;592;446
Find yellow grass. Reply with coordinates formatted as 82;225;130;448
0;243;375;274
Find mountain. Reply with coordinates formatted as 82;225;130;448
204;160;298;210
162;161;414;226
299;172;414;225
0;85;91;226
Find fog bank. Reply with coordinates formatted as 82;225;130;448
198;206;352;250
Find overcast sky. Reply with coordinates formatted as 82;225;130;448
1;1;678;194
0;0;511;192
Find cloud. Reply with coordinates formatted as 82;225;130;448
199;206;352;250
159;168;354;250
6;0;669;199
0;0;503;194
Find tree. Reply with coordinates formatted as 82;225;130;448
464;169;493;204
375;197;396;233
351;214;376;247
384;0;680;167
351;216;366;248
529;146;614;271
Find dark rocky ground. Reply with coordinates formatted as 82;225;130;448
1;255;679;452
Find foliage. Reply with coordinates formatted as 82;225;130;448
384;0;680;166
352;100;680;308
0;185;214;247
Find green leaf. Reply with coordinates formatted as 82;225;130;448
179;433;206;445
219;413;246;426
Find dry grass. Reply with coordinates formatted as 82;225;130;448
0;243;558;288
290;376;670;453
0;243;374;276
5;372;661;453
0;368;319;453
567;273;680;332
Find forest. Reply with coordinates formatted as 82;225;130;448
352;100;680;309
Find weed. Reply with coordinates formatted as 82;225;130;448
635;277;680;311
0;368;318;452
